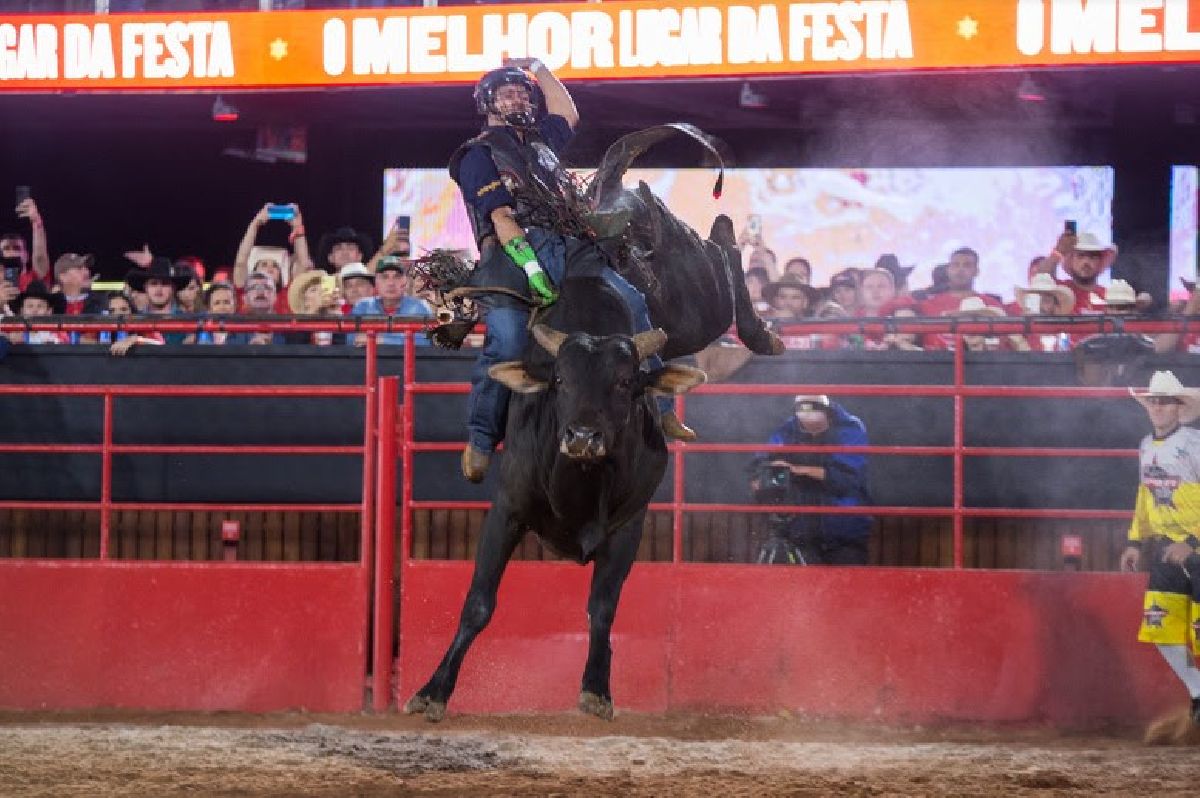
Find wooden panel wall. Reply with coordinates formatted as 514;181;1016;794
0;509;1131;572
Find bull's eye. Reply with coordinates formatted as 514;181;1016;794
552;375;563;388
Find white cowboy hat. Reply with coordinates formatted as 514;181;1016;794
945;296;1006;317
1073;232;1115;253
1130;370;1200;424
1014;274;1075;314
1100;279;1137;306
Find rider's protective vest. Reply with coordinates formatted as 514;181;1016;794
448;126;571;251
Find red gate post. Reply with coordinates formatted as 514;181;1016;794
953;337;965;568
99;392;113;559
359;332;379;704
372;376;399;712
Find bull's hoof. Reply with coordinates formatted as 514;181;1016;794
579;690;614;720
423;701;447;723
402;693;430;715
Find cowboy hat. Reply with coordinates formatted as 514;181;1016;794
13;279;66;315
1130;370;1200;424
1072;232;1115;253
1099;279;1137;307
763;274;820;309
125;257;191;291
1014;273;1075;314
287;269;329;314
873;254;915;287
337;262;375;287
945;296;1006;317
317;226;373;268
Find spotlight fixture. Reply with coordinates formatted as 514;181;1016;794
212;95;239;122
1016;74;1046;103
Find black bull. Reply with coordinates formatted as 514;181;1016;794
404;276;706;722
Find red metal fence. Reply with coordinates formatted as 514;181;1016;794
0;316;1189;721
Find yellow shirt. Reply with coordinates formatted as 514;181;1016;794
1129;425;1200;543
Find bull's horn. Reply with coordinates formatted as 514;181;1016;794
632;328;668;361
533;324;568;356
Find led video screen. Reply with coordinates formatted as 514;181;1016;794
383;166;1114;298
1171;165;1198;300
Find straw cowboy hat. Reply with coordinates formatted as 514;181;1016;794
287;269;328;314
1098;279;1137;307
1130;370;1200;424
945;296;1005;317
1015;273;1075;314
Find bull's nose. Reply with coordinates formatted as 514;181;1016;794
561;425;606;459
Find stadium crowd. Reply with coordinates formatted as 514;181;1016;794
0;191;1191;356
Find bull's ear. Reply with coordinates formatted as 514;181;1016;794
488;362;549;394
532;324;567;356
647;364;707;396
632;328;668;361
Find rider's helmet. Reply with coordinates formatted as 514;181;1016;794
474;67;542;127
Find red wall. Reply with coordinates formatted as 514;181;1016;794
398;562;1180;726
0;561;368;712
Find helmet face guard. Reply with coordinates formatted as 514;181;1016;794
474;67;542;127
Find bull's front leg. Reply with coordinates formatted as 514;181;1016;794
404;502;523;722
579;511;644;720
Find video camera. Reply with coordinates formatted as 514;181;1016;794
754;462;793;505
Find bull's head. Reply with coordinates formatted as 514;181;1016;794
490;324;706;462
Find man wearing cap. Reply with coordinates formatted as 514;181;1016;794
337;262;375;314
1122;371;1200;738
749;395;871;565
351;256;432;346
53;253;105;315
1036;229;1117;313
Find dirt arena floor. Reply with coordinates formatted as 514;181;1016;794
0;710;1196;797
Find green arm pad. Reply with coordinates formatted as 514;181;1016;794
502;235;537;268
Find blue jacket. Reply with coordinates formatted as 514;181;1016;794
752;402;871;543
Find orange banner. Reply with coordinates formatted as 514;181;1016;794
1;0;1199;92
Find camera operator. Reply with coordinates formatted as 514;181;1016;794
749;395;871;565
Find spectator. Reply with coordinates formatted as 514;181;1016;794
744;266;770;313
782;257;812;284
1095;279;1146;315
232;203;313;294
317;226;373;275
351;256;433;346
53;253;105;315
749;395;871;566
337;262;376;314
942;296;1029;352
188;281;238;345
1121;371;1200;742
367;218;412;273
880;302;924;351
1037;230;1117;313
857;268;896;317
1156;281;1200;354
873;254;914;296
284;270;347;345
104;290;164;356
228;271;285;345
1014;273;1075;351
762;274;818;321
121;269;151;313
174;265;204;314
7;281;68;344
127;257;189;343
0;269;20;315
4;192;50;288
827;269;860;315
916;247;1002;317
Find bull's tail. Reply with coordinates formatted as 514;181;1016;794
587;123;729;211
709;215;785;356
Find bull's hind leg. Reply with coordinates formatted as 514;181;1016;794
579;511;645;720
708;215;784;356
404;503;523;722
